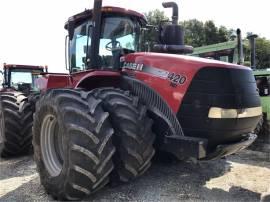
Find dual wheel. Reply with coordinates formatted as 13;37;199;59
33;88;156;200
0;92;33;157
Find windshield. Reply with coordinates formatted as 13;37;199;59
69;16;141;72
0;69;3;87
9;69;42;91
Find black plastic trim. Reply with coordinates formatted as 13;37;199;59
121;76;184;137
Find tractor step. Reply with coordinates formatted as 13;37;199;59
161;133;257;160
161;135;208;160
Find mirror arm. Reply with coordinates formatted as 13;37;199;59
65;35;70;71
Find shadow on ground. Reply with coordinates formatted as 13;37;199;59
0;150;266;202
228;149;270;168
0;156;35;181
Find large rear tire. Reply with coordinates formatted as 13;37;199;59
93;88;156;183
33;89;115;200
0;92;33;157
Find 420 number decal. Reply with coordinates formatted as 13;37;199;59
167;72;187;85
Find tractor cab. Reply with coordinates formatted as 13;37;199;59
66;3;193;73
1;64;45;94
66;7;146;72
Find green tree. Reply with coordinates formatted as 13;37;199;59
182;19;205;47
183;20;230;47
256;37;270;68
244;37;270;69
218;26;230;42
145;9;169;26
144;9;269;68
204;20;219;45
144;9;169;50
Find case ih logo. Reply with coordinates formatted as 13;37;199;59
122;62;187;86
123;62;144;71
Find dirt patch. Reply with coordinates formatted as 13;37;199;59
0;149;269;201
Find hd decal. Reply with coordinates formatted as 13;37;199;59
122;62;187;85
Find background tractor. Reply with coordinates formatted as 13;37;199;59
0;64;45;157
33;0;261;200
253;70;269;151
190;29;270;151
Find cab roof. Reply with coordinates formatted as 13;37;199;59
3;64;45;70
64;6;147;29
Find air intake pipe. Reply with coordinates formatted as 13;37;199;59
162;2;179;25
153;1;193;54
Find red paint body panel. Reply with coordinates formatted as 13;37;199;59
3;64;44;70
37;70;121;93
101;6;146;21
122;52;250;113
38;52;250;113
65;6;146;29
36;74;70;93
0;88;16;93
71;70;120;88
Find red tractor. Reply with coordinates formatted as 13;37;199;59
33;1;261;200
0;63;45;157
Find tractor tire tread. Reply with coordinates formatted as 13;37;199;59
93;87;156;183
33;89;115;200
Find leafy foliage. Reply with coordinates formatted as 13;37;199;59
255;38;270;68
145;9;169;26
143;10;169;51
182;19;204;47
144;9;269;68
241;37;270;68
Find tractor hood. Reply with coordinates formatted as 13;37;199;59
122;52;261;149
123;52;251;72
122;52;254;113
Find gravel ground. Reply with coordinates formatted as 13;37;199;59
0;149;269;202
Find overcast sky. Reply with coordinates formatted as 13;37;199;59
0;0;269;72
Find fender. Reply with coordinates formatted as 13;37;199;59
121;75;184;137
37;70;122;92
35;73;70;94
72;70;121;90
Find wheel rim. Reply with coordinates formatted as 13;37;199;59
40;114;64;177
0;110;4;144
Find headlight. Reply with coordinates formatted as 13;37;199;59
208;107;262;119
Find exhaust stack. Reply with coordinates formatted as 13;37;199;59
236;29;244;65
90;0;103;69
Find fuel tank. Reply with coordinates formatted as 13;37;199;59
122;52;261;150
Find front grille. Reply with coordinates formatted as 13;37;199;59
177;67;261;147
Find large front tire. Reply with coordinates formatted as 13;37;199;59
0;92;33;157
93;88;156;183
33;89;115;200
